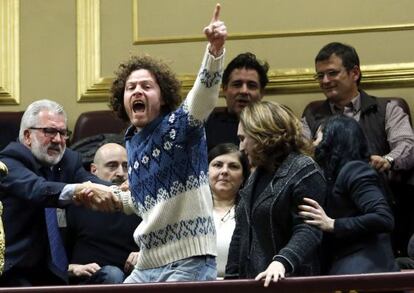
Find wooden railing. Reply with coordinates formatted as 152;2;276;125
1;271;414;292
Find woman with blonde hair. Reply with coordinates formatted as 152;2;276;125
225;101;325;287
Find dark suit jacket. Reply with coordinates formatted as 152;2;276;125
205;108;239;151
323;160;398;274
0;142;108;282
226;153;325;279
65;204;140;271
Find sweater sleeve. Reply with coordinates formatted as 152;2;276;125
184;45;225;122
110;185;139;216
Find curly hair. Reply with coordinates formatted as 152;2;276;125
110;55;181;122
239;101;312;170
315;115;370;180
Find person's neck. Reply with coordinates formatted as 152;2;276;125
213;194;235;210
333;90;359;109
226;107;240;118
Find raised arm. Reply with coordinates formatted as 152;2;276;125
203;4;227;57
185;4;227;122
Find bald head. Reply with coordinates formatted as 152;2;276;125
91;143;127;185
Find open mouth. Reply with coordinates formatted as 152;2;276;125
132;100;145;113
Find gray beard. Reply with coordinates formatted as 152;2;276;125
31;137;65;166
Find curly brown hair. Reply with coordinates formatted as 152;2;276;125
239;101;313;170
110;55;182;122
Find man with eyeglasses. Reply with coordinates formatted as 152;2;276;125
303;42;414;172
301;42;414;256
0;99;121;286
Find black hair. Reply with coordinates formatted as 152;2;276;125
222;52;269;89
315;42;362;85
208;143;249;181
315;115;370;180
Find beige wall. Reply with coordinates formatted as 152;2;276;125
1;0;414;130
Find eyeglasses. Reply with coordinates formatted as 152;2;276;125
313;70;343;81
29;127;72;139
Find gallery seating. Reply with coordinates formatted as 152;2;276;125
0;111;24;151
71;110;129;145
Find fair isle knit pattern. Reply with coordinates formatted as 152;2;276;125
125;47;224;269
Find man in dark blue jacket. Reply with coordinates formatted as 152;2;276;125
0;99;119;286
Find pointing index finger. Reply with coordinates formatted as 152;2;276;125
211;3;221;23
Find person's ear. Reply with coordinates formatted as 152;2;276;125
90;163;97;175
351;65;361;82
23;129;32;147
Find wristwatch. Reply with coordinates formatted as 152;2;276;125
383;155;394;168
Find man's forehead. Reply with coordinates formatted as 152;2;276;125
103;159;127;165
37;109;63;116
100;145;126;155
229;68;260;80
99;148;127;161
36;110;66;126
316;54;344;66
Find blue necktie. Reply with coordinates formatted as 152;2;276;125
45;207;68;274
42;167;68;274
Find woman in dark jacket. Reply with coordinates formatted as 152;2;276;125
225;101;325;287
299;115;398;274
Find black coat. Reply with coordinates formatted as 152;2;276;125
226;153;325;278
322;160;399;274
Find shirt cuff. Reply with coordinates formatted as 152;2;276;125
59;183;76;202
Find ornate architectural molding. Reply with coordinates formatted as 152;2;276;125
134;23;414;45
77;1;414;101
77;0;110;102
77;63;414;99
0;0;20;105
265;63;414;94
181;63;414;95
132;0;414;45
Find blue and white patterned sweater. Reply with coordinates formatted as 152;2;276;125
122;46;224;269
